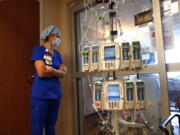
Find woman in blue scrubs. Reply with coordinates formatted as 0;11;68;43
30;25;67;135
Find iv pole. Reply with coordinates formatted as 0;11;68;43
109;1;120;135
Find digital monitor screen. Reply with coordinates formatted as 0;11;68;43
136;82;145;101
95;85;102;101
133;44;140;60
122;43;130;60
83;55;88;64
137;87;144;101
92;46;99;63
108;84;120;100
126;82;134;101
92;52;98;63
83;47;89;64
104;46;116;61
126;88;134;101
142;53;150;60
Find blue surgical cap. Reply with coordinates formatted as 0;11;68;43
40;25;60;41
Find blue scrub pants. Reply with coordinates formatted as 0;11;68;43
31;98;60;135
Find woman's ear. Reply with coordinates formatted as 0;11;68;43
48;35;53;42
45;36;49;42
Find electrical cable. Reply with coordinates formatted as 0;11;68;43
87;74;113;133
79;0;96;53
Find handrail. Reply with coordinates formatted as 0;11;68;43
159;112;180;135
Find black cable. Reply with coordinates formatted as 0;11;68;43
137;71;140;79
113;71;117;80
109;1;115;10
128;74;130;80
107;71;110;80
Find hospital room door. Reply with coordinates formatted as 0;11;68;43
0;0;39;135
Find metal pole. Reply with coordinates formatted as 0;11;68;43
111;111;119;135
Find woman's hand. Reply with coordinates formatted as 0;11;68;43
59;64;67;72
45;65;54;72
45;64;67;78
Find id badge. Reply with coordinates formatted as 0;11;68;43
43;54;52;65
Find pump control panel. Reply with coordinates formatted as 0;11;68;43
99;43;120;71
101;81;124;111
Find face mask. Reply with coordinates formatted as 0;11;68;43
52;37;61;47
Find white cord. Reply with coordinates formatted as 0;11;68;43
87;74;113;133
83;0;88;22
79;0;100;53
79;8;94;53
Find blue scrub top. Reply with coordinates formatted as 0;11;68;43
31;46;63;99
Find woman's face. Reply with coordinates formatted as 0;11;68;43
48;33;60;45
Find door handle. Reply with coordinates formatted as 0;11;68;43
27;75;34;84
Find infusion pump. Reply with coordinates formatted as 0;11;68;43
82;46;90;72
135;80;146;110
99;43;120;71
124;80;135;110
93;79;146;111
93;81;102;109
131;41;142;69
101;81;124;111
82;45;99;72
81;41;143;72
90;45;99;72
121;42;130;69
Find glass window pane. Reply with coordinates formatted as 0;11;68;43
167;72;180;134
78;74;162;135
114;1;158;65
160;0;180;63
74;0;158;72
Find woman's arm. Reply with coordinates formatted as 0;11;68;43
46;64;67;78
34;60;55;78
53;69;66;78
